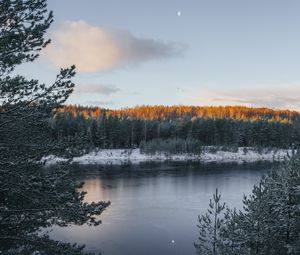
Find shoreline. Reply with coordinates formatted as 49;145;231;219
42;147;292;166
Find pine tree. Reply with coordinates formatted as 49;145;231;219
215;154;300;255
219;208;244;255
0;1;109;254
195;189;226;255
271;155;300;254
88;119;98;147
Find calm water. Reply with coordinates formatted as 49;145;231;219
49;162;274;255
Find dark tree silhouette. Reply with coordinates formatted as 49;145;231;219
0;1;109;254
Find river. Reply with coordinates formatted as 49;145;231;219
49;161;274;255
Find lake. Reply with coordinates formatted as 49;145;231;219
49;162;274;255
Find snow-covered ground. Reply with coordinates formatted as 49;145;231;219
42;147;293;166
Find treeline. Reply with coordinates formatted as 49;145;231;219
195;154;300;254
50;105;300;154
57;105;300;122
140;138;202;155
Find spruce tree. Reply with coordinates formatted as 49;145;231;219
199;154;300;255
0;1;109;254
219;208;244;255
194;189;226;255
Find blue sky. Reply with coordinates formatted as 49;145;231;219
17;0;300;110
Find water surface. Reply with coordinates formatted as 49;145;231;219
50;162;274;255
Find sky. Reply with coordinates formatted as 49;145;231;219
16;0;300;110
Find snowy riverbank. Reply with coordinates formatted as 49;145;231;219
42;147;293;166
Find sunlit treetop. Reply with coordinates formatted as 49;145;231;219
57;105;300;123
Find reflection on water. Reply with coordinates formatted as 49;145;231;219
49;162;274;255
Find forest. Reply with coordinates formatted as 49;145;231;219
50;105;300;154
195;154;300;255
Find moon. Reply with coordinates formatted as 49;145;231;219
177;11;181;17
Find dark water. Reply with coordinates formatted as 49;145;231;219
49;162;274;255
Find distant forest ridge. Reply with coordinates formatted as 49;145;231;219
51;105;300;151
57;105;300;123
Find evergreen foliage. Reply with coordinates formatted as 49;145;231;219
0;1;109;254
49;108;300;154
58;105;300;123
140;138;202;155
195;154;300;255
194;189;225;255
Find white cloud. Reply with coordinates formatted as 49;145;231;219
74;84;119;95
188;83;300;111
44;20;185;72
